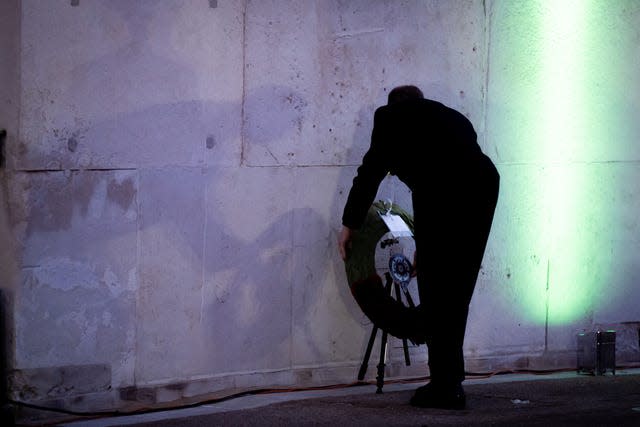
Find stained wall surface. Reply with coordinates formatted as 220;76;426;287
1;0;639;414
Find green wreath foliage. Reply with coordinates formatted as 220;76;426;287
344;200;414;287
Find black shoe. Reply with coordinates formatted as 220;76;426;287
410;383;466;410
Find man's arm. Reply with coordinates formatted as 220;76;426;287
341;107;389;230
337;225;353;260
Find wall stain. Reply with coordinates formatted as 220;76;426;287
67;137;78;153
107;177;135;212
25;171;135;235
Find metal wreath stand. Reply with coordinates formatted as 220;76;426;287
344;200;419;394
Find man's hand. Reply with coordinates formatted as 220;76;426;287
338;226;354;261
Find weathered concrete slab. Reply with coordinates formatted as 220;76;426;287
17;0;243;170
11;170;137;388
136;167;206;382
244;0;486;166
201;166;296;374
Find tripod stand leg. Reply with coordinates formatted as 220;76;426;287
403;288;416;308
376;329;388;394
358;324;378;381
395;282;411;366
374;273;394;394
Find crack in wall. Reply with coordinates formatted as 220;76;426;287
240;0;248;167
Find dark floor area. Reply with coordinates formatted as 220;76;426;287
53;370;640;427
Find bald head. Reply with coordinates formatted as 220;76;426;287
387;85;424;105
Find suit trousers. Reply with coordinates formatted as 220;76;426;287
412;154;499;387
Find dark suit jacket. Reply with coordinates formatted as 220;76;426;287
342;98;485;230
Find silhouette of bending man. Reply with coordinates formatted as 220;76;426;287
338;85;499;409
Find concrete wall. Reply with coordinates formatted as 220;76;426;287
468;0;640;371
0;0;21;412
1;0;639;416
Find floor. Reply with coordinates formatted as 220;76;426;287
48;367;640;427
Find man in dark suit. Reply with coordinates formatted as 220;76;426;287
338;85;500;409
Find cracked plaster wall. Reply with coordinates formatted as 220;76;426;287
0;0;639;415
